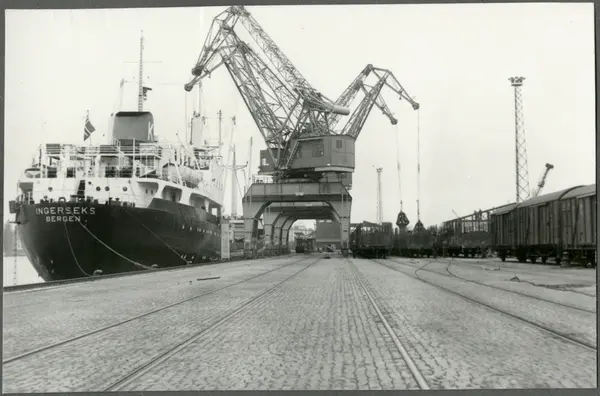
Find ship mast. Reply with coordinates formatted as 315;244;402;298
230;141;246;218
247;137;253;190
137;31;145;112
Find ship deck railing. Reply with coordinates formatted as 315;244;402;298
41;143;217;175
18;186;146;206
24;166;217;192
44;143;166;160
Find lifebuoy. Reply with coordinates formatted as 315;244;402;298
58;197;66;203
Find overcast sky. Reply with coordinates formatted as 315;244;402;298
4;3;595;228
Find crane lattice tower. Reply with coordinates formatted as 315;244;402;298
376;167;383;224
509;76;531;203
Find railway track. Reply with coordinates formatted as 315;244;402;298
2;256;314;365
371;258;597;352
390;257;596;314
345;258;430;390
443;259;597;310
444;257;596;285
102;256;322;391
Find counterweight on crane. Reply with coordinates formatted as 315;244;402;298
184;6;419;185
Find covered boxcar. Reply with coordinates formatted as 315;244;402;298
350;221;393;258
560;184;596;266
490;203;519;261
512;186;582;263
491;184;596;266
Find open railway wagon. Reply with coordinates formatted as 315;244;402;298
408;226;439;258
391;228;410;257
437;207;511;258
490;184;596;267
390;226;438;258
350;221;393;258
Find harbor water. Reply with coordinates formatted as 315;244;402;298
3;255;44;287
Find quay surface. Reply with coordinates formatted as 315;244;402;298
2;254;597;392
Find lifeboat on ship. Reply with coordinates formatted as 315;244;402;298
24;167;42;179
161;163;203;187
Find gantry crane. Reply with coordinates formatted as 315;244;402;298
184;6;419;184
532;163;554;198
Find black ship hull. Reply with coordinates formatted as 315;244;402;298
15;199;222;281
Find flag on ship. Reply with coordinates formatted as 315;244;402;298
84;111;96;141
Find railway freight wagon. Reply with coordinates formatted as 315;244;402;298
295;236;307;253
439;205;513;258
390;226;439;257
295;237;316;253
350;221;393;258
391;228;410;256
491;184;596;267
490;203;519;260
559;184;596;266
406;227;438;257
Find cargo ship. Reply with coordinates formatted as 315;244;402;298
8;111;226;281
7;34;226;281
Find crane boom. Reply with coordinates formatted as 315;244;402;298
327;65;376;131
373;67;420;110
230;7;320;98
340;67;419;139
532;163;554;197
183;7;419;182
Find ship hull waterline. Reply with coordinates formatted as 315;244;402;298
15;200;222;282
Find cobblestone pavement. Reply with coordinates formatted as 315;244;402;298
118;257;420;391
2;255;303;359
2;257;316;393
384;258;597;348
3;255;597;392
352;258;597;389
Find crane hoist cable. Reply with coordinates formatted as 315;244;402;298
394;119;410;230
394;123;403;211
416;107;421;223
413;106;425;232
